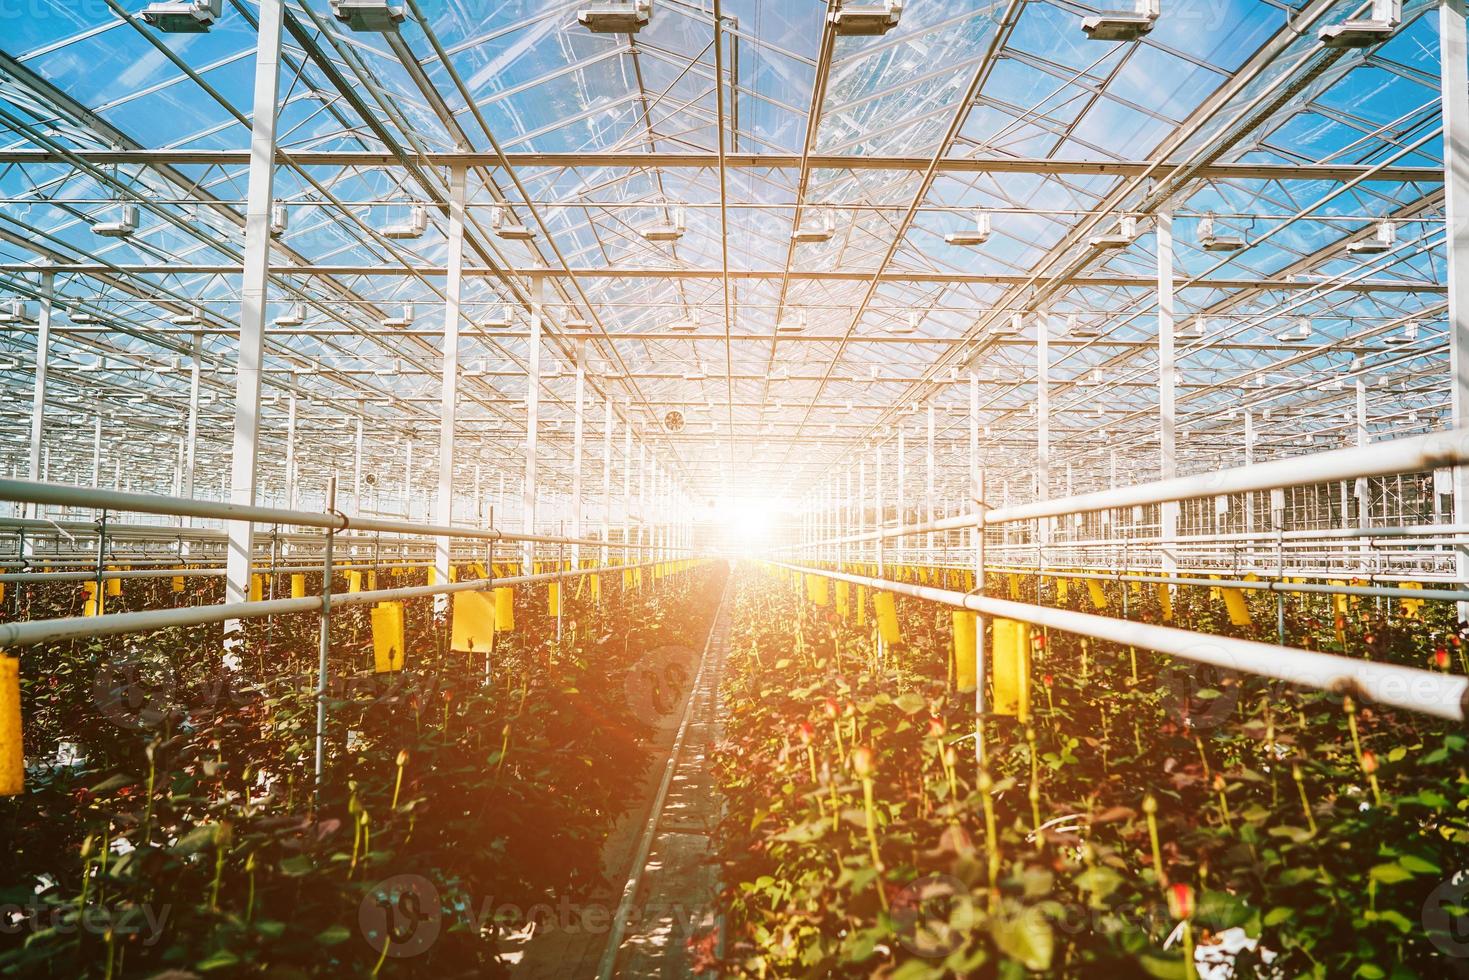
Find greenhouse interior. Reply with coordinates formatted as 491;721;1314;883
2;0;1469;977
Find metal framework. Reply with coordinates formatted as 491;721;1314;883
0;0;1465;597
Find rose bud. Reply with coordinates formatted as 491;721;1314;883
823;698;840;720
1167;882;1196;921
851;745;876;779
797;721;815;746
1042;673;1054;689
1032;634;1046;650
927;715;946;739
1434;648;1450;669
1360;750;1378;775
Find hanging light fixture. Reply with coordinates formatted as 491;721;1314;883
142;0;221;32
831;0;903;36
1081;0;1159;40
1319;0;1401;47
944;210;991;246
330;1;405;32
577;0;652;33
1197;212;1245;252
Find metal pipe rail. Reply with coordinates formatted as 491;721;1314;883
0;561;679;650
959;563;1469;605
0;476;646;551
774;562;1469;724
803;429;1469;548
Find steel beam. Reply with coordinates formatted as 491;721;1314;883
223;0;283;663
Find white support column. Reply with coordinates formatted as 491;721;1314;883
571;341;586;567
224;0;283;656
602;400;613;566
926;403;936;557
284;393;297;511
897;426;907;531
353;410;364;513
523;281;543;574
91;414;102;490
1036;310;1050;502
185;331;201;500
969;371;980;563
1157;212;1179;577
858;454;867;553
1244;410;1255;536
622;418;633;557
1444;0;1469;617
402;438;413;519
26;272;52;530
434;164;466;611
637;441;648;561
1355;379;1370;536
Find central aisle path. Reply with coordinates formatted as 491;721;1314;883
600;577;730;978
507;572;731;979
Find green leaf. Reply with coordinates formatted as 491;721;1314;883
1354;965;1386;979
195;950;239;972
280;855;315;877
1369;863;1414;885
894;692;926;715
1263;907;1293;927
1397;854;1441;875
1073;867;1123;903
992;909;1053;972
316;924;351;946
1135;953;1188;979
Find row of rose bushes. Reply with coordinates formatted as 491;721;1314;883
1;561;727;977
708;565;1467;978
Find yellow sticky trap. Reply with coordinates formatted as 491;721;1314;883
1398;581;1423;619
171;574;185;593
0;655;21;796
1222;588;1252;627
991;618;1031;722
249;574;263;603
874;592;901;645
590;574;601;603
1130;580;1142;596
105;573;122;597
1057;577;1069;602
1007;574;1021;600
494;587;515;632
451;591;496;654
857;586;868;626
836;580;850;619
1155;582;1173;622
347;571;362;594
1328;580;1348;616
1086;579;1107;610
635;567;644;589
952;611;977;692
807;574;829;606
428;566;440;587
548;582;561;616
371;602;406;673
963;570;975;591
367;570;377;591
291;574;306;599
